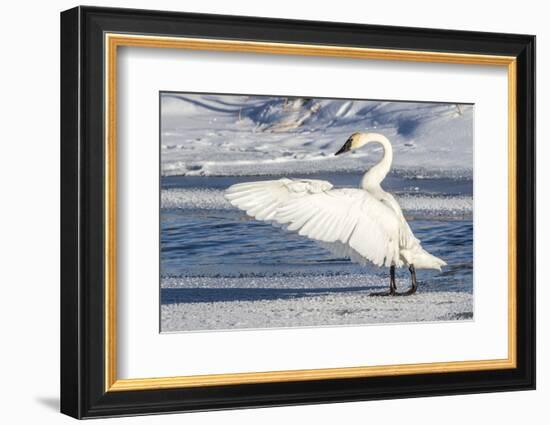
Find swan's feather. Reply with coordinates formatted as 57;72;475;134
225;179;405;268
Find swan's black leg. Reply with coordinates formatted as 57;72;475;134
396;264;417;296
370;265;396;296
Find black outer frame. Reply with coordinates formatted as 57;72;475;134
60;5;535;419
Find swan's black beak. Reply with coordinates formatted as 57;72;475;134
335;137;353;156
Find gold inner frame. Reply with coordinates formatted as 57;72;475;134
104;33;517;392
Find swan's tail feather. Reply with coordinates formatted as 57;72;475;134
401;247;446;271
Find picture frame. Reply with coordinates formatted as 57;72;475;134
60;5;535;419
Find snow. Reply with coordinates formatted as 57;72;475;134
161;93;473;177
161;188;472;218
161;275;472;332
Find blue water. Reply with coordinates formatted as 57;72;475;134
160;172;473;298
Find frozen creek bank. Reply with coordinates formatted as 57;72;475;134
161;275;473;332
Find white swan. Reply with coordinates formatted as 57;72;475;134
224;132;446;296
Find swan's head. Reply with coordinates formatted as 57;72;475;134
335;132;372;156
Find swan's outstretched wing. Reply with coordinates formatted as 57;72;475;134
225;179;402;267
224;178;333;221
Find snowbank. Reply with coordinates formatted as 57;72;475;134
161;94;473;177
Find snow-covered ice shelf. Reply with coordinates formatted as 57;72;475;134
161;187;472;218
161;275;473;332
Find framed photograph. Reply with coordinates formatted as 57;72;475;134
60;6;535;419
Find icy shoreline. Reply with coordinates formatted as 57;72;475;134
161;291;473;332
160;275;473;332
161;187;473;219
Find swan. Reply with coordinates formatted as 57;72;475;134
224;132;446;296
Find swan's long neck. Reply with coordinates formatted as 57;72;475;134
360;134;393;191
